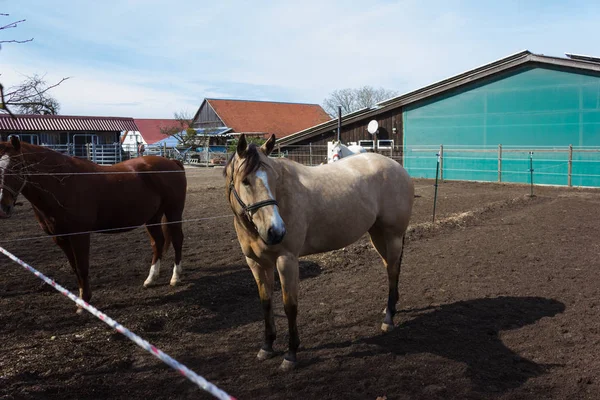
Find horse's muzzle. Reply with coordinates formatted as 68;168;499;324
0;204;13;219
265;226;286;245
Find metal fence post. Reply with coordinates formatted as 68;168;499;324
277;143;281;158
309;143;313;166
568;144;573;187
529;151;535;197
439;144;444;181
498;144;502;182
433;151;441;223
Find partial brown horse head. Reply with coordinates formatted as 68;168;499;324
225;134;286;245
0;135;26;218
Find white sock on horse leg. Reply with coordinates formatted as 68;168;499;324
170;262;182;286
144;259;161;287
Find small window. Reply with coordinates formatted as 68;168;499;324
377;139;394;149
358;140;374;149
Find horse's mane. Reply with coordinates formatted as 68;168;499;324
224;144;262;179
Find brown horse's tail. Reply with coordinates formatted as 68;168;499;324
161;214;172;255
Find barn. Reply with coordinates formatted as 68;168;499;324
0;114;138;164
120;118;182;156
279;50;600;187
191;98;331;145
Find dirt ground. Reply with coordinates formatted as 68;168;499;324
1;167;600;400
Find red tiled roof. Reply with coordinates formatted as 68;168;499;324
0;114;138;132
133;119;184;144
206;99;331;138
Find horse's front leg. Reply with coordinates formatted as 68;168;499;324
276;253;300;371
56;234;92;313
247;257;276;360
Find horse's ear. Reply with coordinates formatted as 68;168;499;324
9;135;21;151
236;134;247;157
261;134;276;155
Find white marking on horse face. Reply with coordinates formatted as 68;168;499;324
255;169;285;232
144;259;161;287
0;154;10;202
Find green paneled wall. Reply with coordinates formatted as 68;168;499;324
404;66;600;187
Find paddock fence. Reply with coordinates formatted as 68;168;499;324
404;144;600;188
37;140;600;187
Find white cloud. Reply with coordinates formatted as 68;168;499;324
3;0;600;117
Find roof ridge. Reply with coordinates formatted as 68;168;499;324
279;49;600;145
206;98;322;106
0;114;135;120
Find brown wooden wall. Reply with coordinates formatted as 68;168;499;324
288;108;402;146
279;107;404;165
192;102;224;129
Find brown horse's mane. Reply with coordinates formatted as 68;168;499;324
224;144;263;180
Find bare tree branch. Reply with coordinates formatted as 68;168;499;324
4;76;70;98
0;15;44;116
0;18;26;31
3;74;69;115
0;83;16;118
322;86;399;117
159;110;198;146
0;38;33;44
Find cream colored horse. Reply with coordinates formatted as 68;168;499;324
225;134;414;370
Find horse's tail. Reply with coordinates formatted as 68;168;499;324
161;214;172;255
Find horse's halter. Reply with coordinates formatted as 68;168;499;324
229;180;278;221
0;153;27;204
228;160;278;226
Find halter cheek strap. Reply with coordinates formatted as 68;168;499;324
229;181;278;220
0;158;27;201
1;179;26;198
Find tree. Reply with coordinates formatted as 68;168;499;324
227;136;266;153
1;14;68;116
3;74;68;115
322;86;399;117
159;110;198;146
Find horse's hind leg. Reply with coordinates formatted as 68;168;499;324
276;253;300;371
144;215;166;287
166;218;184;286
369;226;406;332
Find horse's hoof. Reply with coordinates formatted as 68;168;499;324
257;349;275;361
279;359;297;372
143;280;156;288
381;322;395;333
169;279;180;287
76;307;85;315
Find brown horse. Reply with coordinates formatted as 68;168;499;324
0;136;187;311
225;134;414;370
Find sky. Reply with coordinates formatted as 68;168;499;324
2;0;600;119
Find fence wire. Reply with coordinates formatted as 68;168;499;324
0;246;236;400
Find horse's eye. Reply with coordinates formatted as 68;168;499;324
242;178;250;186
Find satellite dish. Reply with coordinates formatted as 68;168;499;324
367;120;379;135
